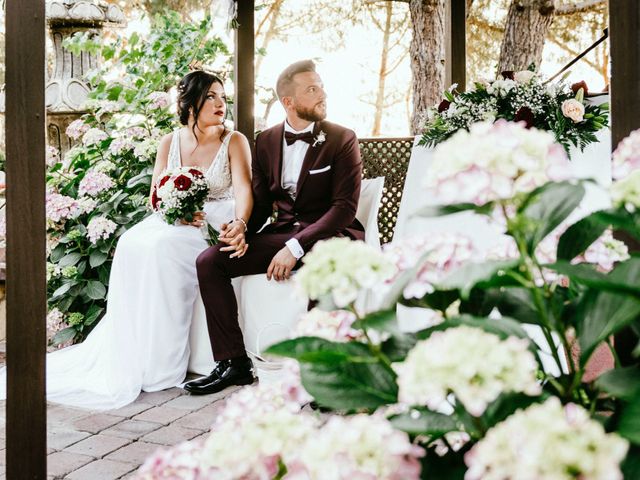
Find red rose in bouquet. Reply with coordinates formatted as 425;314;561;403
151;189;159;209
152;166;218;245
174;174;192;191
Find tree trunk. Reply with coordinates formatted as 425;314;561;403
498;0;555;73
409;0;446;135
372;2;393;136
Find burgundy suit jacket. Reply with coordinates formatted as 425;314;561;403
247;120;365;251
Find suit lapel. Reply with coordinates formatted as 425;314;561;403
271;122;285;191
296;121;325;196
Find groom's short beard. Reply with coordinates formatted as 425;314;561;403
296;103;326;122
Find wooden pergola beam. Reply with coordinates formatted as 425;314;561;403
234;0;255;147
609;0;640;148
5;0;48;477
445;0;466;91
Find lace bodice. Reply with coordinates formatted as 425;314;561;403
167;129;234;201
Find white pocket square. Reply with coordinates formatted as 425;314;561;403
308;165;331;175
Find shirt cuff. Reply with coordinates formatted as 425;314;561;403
285;238;305;260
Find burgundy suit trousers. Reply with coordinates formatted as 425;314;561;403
196;230;302;361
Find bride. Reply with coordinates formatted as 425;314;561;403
1;71;253;410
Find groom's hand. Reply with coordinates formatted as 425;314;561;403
267;247;296;281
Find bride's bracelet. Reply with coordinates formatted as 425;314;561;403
233;217;247;232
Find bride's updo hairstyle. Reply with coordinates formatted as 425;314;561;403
177;70;228;142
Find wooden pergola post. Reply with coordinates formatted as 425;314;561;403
234;0;255;147
5;0;48;477
609;0;640;363
609;0;640;148
445;0;466;91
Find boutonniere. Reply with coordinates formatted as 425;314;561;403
312;130;327;147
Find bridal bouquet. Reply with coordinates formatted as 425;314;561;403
152;166;219;244
421;70;609;157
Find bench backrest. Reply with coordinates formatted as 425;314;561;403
359;137;413;244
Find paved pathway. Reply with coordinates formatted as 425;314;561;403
0;353;238;479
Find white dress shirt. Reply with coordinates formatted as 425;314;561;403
282;121;314;260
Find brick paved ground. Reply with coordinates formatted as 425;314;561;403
0;343;240;479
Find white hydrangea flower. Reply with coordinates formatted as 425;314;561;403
108;136;135;156
612;128;640;179
394;325;541;416
577;229;629;272
465;398;629;480
65;119;90;140
200;409;316;479
295;237;397;308
383;233;478;300
147;91;171;109
78;169;115;197
287;414;424;480
294;308;361;342
46;192;81;223
611;170;640;211
611;129;640;211
86;216;117;244
425;120;573;206
46;145;60;167
82;127;109;146
134;137;159;160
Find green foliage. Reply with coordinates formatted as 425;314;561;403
266;175;640;477
46;12;230;345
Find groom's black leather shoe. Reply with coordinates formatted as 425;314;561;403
183;356;255;395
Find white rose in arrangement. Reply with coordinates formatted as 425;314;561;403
464;398;629;480
425;120;572;206
394;325;541;416
561;98;586;123
513;70;536;84
295;237;397;308
486;78;516;97
287;414;424;480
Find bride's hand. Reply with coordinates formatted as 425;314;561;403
180;211;206;227
220;232;248;258
220;219;246;242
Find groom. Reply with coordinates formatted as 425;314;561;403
184;60;365;395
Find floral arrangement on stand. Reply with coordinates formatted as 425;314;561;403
421;69;609;156
44;12;229;347
135;121;640;479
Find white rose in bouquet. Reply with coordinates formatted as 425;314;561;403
514;70;536;84
561;98;586;123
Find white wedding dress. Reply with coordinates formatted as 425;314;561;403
1;130;236;410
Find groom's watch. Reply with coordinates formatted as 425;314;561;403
285;238;304;260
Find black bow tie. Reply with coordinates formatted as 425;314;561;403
284;131;315;146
